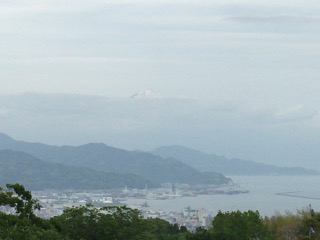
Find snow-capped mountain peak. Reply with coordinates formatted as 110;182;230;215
130;90;160;99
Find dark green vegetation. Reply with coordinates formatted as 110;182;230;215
0;150;158;190
0;133;231;186
1;183;319;240
210;210;273;240
153;145;319;176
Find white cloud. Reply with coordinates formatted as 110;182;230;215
274;105;318;123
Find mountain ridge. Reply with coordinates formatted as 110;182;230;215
0;133;231;185
152;145;318;176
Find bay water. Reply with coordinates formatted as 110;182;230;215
126;176;320;217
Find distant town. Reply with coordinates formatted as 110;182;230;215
3;183;248;231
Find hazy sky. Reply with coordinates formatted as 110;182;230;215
1;0;319;99
0;1;320;168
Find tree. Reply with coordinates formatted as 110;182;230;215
0;183;65;240
264;211;303;240
51;205;152;240
210;210;273;240
0;183;41;221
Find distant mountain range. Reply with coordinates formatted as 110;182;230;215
0;133;231;188
152;145;319;176
0;150;158;190
1;132;313;192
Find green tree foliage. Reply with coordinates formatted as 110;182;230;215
0;213;65;240
185;227;213;240
51;205;189;240
210;210;273;240
142;218;189;240
0;183;65;240
264;208;320;240
264;211;303;240
0;183;41;220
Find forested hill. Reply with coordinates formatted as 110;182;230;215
152;145;319;176
0;133;231;185
0;150;159;190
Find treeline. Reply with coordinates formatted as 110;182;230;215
0;184;319;240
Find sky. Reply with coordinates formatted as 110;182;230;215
0;0;320;169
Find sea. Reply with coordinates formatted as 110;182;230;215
126;176;320;217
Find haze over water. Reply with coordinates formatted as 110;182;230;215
127;176;320;217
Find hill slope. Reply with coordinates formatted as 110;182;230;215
0;150;159;190
0;133;231;185
152;145;318;176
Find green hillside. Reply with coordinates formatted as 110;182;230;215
0;150;159;190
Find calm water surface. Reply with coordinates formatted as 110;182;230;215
126;176;320;216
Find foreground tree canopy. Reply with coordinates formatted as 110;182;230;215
0;183;319;240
